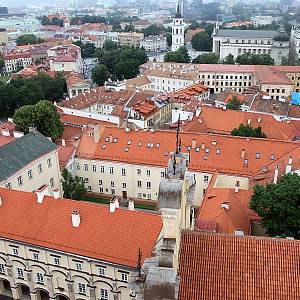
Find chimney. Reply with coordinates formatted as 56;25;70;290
93;125;100;143
273;165;279;184
221;201;229;210
61;139;66;147
13;131;24;138
241;149;245;158
191;139;196;149
285;156;292;174
53;188;60;199
29;127;37;133
35;185;49;204
128;199;134;211
1;129;10;136
71;210;80;227
110;198;119;213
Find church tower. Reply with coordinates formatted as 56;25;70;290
171;1;185;52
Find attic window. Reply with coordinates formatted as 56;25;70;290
127;140;132;145
216;149;220;155
244;159;248;166
164;152;168;156
114;138;118;143
270;154;275;160
125;147;129;152
196;147;200;152
256;152;260;159
102;144;106;150
138;142;142;147
105;137;109;142
205;148;210;153
187;146;191;151
204;155;208;160
156;143;160;148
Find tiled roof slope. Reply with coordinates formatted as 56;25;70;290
0;132;57;182
0;188;162;267
179;231;300;300
76;127;300;176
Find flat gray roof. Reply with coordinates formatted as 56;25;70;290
216;29;277;39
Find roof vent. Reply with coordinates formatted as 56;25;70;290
244;159;248;166
127;140;132;145
102;144;106;150
216;149;220;155
191;139;196;149
71;210;80;227
114;138;118;143
256;152;260;159
196;147;200;152
125;127;130;133
270;154;275;160
262;166;268;173
211;140;217;146
156;143;160;148
221;201;229;210
138;142;142;147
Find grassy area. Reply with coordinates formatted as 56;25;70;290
0;75;9;83
81;194;157;211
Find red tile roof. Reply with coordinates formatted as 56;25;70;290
76;127;300;176
61;114;117;127
183;106;300;140
57;145;75;169
179;231;300;299
0;188;162;267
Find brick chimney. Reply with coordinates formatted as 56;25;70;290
53;188;60;199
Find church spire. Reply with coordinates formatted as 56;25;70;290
175;1;182;18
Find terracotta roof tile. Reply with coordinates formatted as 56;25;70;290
0;188;162;267
179;231;300;299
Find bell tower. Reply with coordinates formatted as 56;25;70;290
171;1;185;52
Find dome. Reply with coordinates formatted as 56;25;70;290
274;28;289;42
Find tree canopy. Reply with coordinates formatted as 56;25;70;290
231;124;267;138
223;54;235;64
250;174;300;239
142;24;163;37
61;169;87;200
164;46;190;63
94;41;148;80
226;96;242;110
192;53;219;64
236;53;274;65
16;34;45;46
41;16;64;27
0;74;66;118
191;32;213;51
73;41;96;58
92;64;109;86
13;100;63;140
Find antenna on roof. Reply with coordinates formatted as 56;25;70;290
176;115;180;154
137;247;142;278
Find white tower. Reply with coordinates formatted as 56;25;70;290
171;1;185;52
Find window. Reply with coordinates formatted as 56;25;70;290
54;257;60;266
33;253;39;260
100;187;104;193
50;178;54;188
78;283;86;295
110;181;115;187
121;272;129;282
146;170;151;176
75;262;82;271
100;166;105;173
28;170;33;180
161;171;165;178
17;176;23;187
204;175;209;183
146;182;151;189
6;182;11;189
138;193;142;198
38;163;43;174
147;194;151;200
109;167;114;174
84;164;88;171
122;182;126;188
0;264;5;274
99;267;106;276
203;189;206;196
76;164;80;170
101;288;109;300
121;168;126;176
92;165;97;172
12;248;18;256
137;181;142;188
47;158;52;168
99;179;103;185
36;272;44;284
137;169;141;175
16;268;24;279
111;189;115;195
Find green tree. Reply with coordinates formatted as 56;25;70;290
165;32;172;47
192;53;219;64
16;34;44;46
143;24;162;37
114;59;140;80
61;169;87;200
250;174;300;239
13;100;63;140
0;58;5;74
124;23;135;32
231;124;267;138
236;53;274;65
92;64;109;85
74;41;96;58
164;46;190;63
188;20;200;30
223;53;235;64
226;96;242;110
191;32;213;51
